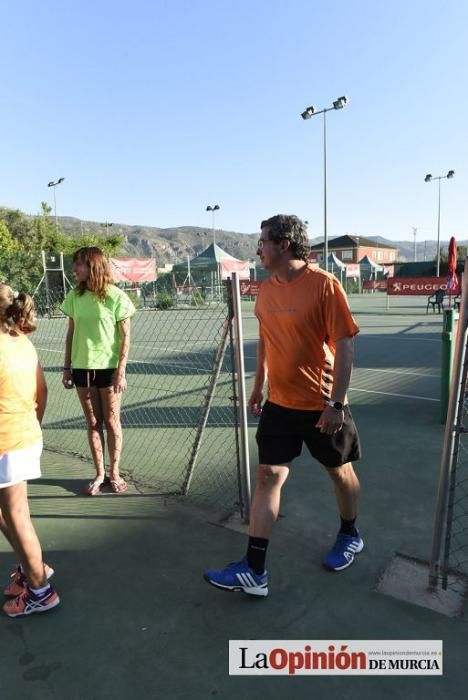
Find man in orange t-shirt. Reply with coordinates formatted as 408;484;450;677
204;214;362;596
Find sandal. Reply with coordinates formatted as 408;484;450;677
82;478;105;496
109;478;128;494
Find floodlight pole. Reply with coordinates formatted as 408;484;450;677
412;227;417;262
437;179;441;277
301;97;349;273
424;171;455;277
47;177;65;230
206;204;220;247
101;222;113;235
53;188;57;229
323;110;328;271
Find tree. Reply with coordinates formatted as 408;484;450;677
0;220;18;253
0;205;124;293
0;207;34;244
33;202;70;254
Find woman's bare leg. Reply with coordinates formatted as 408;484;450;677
99;387;123;481
0;483;46;589
76;386;105;479
0;508;14;547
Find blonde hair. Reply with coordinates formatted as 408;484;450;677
0;284;36;335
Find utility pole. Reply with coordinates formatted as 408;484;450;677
412;227;417;262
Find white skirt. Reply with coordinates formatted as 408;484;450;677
0;439;43;489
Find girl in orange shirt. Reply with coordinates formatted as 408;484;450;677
0;284;60;617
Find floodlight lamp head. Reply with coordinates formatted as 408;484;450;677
206;206;212;211
47;181;54;187
58;177;65;184
301;106;316;120
424;174;433;183
447;170;455;179
213;204;220;211
333;96;349;110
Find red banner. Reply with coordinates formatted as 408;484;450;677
387;277;460;296
220;259;251;281
362;280;387;290
240;281;262;296
110;258;157;283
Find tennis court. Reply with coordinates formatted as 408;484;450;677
33;292;443;518
33;303;243;516
241;293;442;417
4;292;467;700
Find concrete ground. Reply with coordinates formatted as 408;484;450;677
1;300;467;699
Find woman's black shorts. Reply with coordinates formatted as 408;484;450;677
256;400;361;468
71;368;115;389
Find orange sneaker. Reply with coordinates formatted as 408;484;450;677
3;586;60;617
4;564;55;597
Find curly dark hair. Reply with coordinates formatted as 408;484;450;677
260;214;310;262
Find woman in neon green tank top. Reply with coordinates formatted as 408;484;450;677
60;248;135;496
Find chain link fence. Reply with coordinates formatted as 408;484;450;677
430;261;468;590
32;286;244;519
442;345;468;587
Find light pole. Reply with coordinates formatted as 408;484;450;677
206;205;220;246
424;170;455;277
100;222;113;235
301;96;349;272
47;177;65;230
412;227;417;262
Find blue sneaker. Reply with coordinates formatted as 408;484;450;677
204;558;268;596
323;532;364;571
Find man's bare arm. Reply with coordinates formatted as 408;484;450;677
330;336;354;404
248;337;268;416
316;335;354;434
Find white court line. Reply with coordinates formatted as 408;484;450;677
354;367;438;378
244;356;439;378
133;339;219;346
35;347;211;372
243;371;438;402
245;359;438;378
349;387;439;402
361;334;439;343
244;365;437;380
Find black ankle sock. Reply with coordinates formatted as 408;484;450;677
340;517;358;537
246;537;269;574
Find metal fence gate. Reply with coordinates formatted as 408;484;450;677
32;282;249;520
430;259;468;589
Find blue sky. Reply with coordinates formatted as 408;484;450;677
1;0;466;242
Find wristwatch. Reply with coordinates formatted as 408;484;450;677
326;400;344;411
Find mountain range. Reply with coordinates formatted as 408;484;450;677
33;215;468;265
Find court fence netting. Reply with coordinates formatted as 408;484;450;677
430;258;468;591
32;282;250;521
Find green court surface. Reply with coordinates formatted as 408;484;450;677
1;294;466;699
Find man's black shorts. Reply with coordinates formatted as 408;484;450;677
256;400;361;468
71;368;115;388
